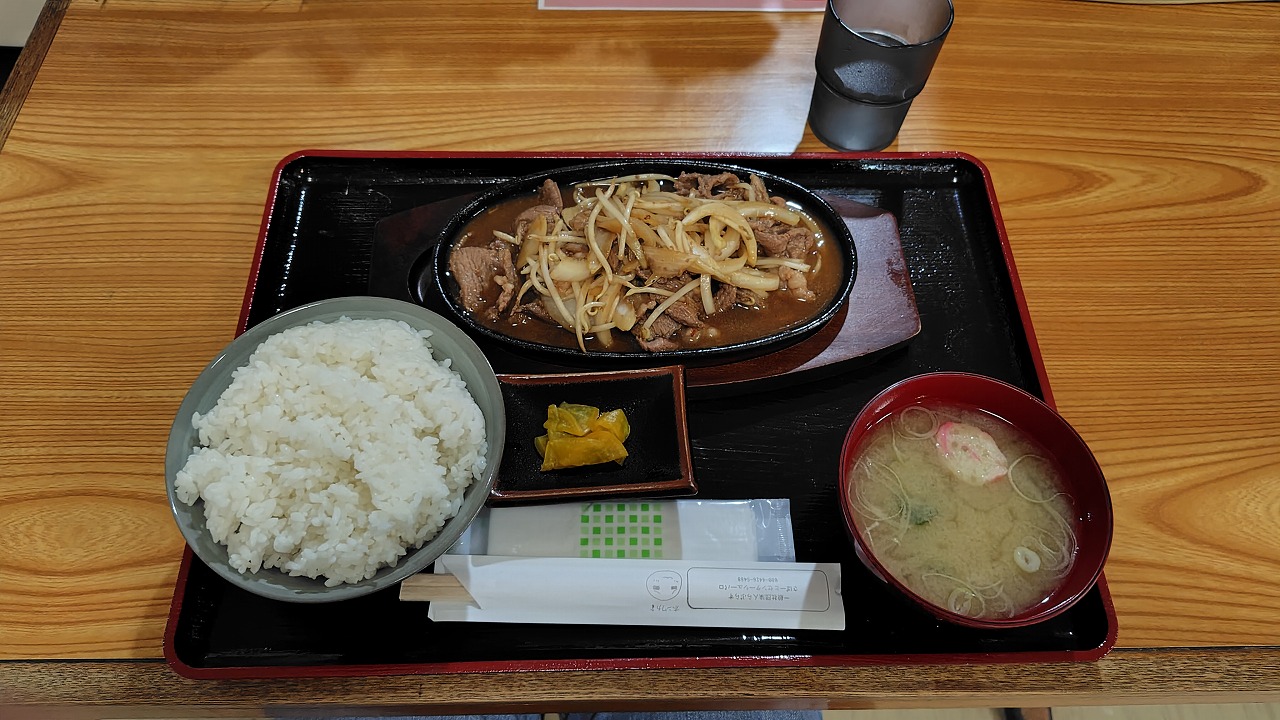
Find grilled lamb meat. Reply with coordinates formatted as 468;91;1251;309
750;220;816;260
635;334;680;352
712;282;739;314
492;243;519;317
777;265;815;302
514;296;556;324
634;313;683;352
537;178;563;211
673;171;749;200
449;240;519;321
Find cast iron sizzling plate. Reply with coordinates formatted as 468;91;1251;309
381;186;918;391
164;151;1117;679
417;158;857;364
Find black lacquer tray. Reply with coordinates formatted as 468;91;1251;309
164;151;1117;679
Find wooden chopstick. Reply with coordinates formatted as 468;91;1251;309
399;573;477;604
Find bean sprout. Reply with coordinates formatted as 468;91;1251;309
496;173;823;352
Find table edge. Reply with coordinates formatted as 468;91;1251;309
0;0;69;153
0;4;1277;714
2;647;1279;714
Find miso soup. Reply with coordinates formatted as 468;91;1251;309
847;402;1079;620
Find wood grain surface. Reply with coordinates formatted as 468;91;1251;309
0;0;1278;709
0;0;68;149
2;648;1280;718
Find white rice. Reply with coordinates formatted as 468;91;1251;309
174;317;488;586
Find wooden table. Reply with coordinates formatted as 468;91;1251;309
2;0;1278;715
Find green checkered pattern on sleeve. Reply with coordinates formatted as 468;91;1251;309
579;502;664;558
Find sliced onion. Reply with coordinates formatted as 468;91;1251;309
644;246;696;277
550;257;592;282
727;267;780;293
614;301;637;331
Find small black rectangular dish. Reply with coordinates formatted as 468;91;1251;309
164;151;1116;679
493;366;697;504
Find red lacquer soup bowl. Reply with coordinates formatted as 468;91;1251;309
838;372;1113;629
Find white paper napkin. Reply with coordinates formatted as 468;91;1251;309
426;555;845;630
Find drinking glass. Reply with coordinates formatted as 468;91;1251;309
808;0;954;151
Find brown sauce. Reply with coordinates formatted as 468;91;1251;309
450;181;846;353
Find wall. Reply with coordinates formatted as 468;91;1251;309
1;0;44;47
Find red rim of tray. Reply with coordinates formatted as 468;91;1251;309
164;149;1118;680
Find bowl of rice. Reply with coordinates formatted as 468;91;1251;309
165;296;504;603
